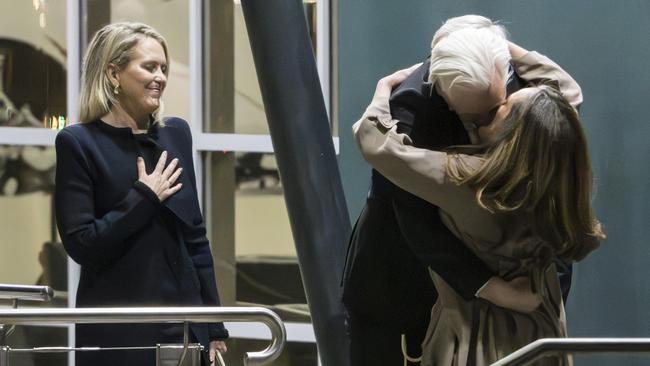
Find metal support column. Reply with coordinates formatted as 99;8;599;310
239;1;351;365
0;346;8;366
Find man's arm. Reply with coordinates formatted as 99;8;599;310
392;189;495;300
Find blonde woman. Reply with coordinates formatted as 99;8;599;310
55;22;227;366
353;42;605;365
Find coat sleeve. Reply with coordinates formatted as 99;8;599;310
174;119;229;340
512;51;583;110
55;129;161;268
353;112;477;215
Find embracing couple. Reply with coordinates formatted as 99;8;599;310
342;15;605;366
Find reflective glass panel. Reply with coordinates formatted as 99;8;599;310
0;1;67;129
0;144;67;366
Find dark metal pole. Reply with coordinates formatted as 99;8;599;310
239;1;351;365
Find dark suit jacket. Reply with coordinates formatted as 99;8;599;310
55;117;227;365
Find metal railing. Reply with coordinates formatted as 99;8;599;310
490;338;650;366
0;284;53;303
0;284;56;347
0;306;287;366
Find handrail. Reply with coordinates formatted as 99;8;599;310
0;306;286;366
490;338;650;366
0;284;54;302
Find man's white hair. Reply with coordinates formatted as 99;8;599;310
429;27;511;105
431;14;508;48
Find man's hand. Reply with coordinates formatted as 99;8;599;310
477;276;542;313
209;340;227;365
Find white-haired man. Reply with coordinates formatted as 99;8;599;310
430;27;511;141
342;15;574;366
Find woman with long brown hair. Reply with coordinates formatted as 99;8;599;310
353;53;605;364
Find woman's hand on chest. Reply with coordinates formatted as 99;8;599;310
137;150;183;201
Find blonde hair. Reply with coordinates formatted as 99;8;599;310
448;85;605;262
78;22;169;123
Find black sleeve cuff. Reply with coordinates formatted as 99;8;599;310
209;323;229;340
133;180;161;205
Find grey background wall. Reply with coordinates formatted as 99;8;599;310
337;1;650;365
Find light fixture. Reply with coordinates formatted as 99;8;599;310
39;13;47;28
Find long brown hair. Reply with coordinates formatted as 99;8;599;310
448;85;605;261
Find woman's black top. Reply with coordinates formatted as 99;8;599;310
55;118;227;366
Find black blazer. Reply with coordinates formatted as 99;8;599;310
55;117;227;364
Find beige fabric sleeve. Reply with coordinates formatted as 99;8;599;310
352;111;478;215
511;51;583;110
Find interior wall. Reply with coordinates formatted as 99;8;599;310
337;1;650;365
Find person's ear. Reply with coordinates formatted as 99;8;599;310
106;63;120;88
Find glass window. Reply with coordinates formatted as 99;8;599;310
0;0;67;295
0;1;67;129
203;151;300;305
233;151;306;311
0;144;67;364
202;1;328;358
228;0;329;135
0;145;62;287
110;0;190;122
235;153;292;256
204;150;318;365
233;3;268;135
0;1;68;363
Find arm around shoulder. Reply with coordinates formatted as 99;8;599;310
510;42;583;110
353;112;461;214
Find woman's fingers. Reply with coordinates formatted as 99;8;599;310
161;158;179;180
154;151;168;174
167;167;183;185
209;347;216;363
160;183;182;201
377;62;423;92
136;152;184;202
136;157;146;178
387;63;423;85
406;62;422;73
392;63;422;79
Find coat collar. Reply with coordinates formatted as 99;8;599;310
93;119;160;137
